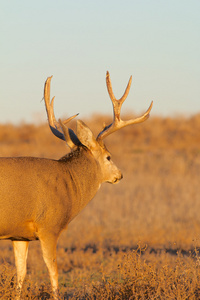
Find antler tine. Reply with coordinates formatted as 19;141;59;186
105;71;133;127
49;96;79;127
106;71;116;101
48;96;59;128
106;71;132;105
43;76;78;142
97;72;153;141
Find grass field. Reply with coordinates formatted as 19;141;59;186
1;114;200;299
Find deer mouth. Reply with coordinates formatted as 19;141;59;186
113;174;123;184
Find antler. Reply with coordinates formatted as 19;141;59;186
43;76;79;148
97;71;153;141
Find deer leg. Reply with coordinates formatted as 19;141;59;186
40;235;59;300
12;240;29;298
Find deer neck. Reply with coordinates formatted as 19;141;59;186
59;147;102;222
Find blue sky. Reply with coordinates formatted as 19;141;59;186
1;1;200;123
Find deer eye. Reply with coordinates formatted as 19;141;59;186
106;156;111;161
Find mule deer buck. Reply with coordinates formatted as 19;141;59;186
0;72;153;299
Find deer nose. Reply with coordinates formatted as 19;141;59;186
118;172;123;181
112;171;123;184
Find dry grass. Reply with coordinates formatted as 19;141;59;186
1;114;200;298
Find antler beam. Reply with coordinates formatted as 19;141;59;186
43;76;79;147
97;71;153;141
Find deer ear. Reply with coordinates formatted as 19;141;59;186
59;119;81;149
76;120;98;150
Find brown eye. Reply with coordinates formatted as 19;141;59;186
107;156;111;161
